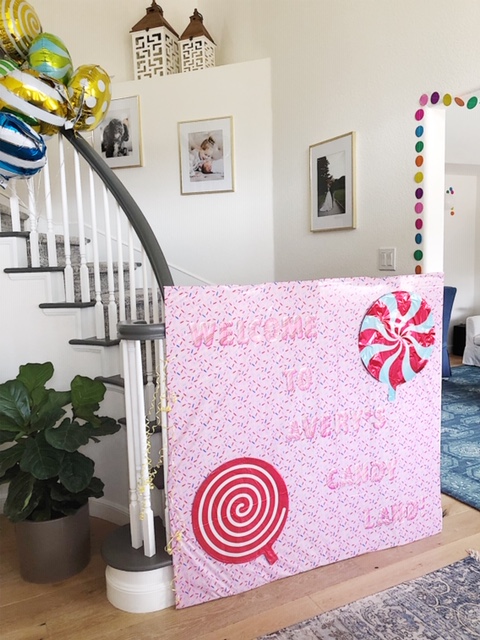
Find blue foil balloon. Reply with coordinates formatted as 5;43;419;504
0;111;47;187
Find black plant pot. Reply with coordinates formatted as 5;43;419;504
14;502;91;583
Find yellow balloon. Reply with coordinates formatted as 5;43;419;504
0;67;69;136
0;0;42;63
67;64;111;132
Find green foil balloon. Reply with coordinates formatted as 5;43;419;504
28;33;73;85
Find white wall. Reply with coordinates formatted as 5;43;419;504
32;0;480;287
444;170;479;327
444;100;480;324
108;60;274;286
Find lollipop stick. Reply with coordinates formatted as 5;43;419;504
263;545;279;565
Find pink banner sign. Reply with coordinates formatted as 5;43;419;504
164;274;443;608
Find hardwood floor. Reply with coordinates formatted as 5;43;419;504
450;354;464;368
1;495;479;640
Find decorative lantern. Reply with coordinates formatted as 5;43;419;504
130;1;180;78
179;9;216;73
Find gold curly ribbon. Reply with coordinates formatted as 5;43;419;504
138;354;177;520
165;530;183;555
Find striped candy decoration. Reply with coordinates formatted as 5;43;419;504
192;457;289;565
358;290;435;401
0;0;42;62
0;111;46;186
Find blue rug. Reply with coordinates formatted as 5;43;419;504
441;365;480;511
258;554;480;639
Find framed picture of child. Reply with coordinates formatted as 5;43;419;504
309;132;356;232
92;96;143;169
178;116;234;194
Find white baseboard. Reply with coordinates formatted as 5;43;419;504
88;498;129;525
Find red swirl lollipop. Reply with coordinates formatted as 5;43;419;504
359;291;435;401
192;458;289;565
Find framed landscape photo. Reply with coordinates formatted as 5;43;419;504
309;132;356;231
93;96;143;169
178;116;234;194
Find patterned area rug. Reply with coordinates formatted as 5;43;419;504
257;554;480;639
441;365;480;510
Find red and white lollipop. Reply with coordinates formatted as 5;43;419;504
359;291;435;401
192;458;289;565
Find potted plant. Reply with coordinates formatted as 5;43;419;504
0;361;121;583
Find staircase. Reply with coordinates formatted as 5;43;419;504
0;129;175;612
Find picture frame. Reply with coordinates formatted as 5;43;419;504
178;116;234;194
93;96;143;169
309;132;356;231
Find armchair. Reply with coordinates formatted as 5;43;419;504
463;315;480;367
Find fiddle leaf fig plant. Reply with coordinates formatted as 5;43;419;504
0;362;121;522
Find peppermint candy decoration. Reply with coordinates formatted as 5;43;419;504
359;291;435;401
192;458;289;565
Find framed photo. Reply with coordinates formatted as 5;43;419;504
309;132;356;231
93;96;142;169
178;116;234;194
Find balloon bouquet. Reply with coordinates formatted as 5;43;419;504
0;0;111;187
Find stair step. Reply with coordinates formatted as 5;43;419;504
39;301;96;309
69;336;120;347
0;205;28;232
0;231;29;239
97;374;124;388
28;233;89;268
4;266;65;273
101;516;172;572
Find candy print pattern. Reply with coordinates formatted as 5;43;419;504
359;291;435;401
192;458;289;565
165;275;444;608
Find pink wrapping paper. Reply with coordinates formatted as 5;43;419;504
164;273;444;608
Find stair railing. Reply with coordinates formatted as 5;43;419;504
1;127;174;560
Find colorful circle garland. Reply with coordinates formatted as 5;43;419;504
413;90;480;273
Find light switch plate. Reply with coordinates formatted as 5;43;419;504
378;247;396;271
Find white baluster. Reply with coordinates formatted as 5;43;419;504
115;204;126;322
133;338;156;557
73;149;90;302
121;339;143;549
128;225;137;321
102;185;118;339
143;253;155;418
58;136;74;302
158;334;171;545
42;159;57;267
88;167;105;339
8;181;21;232
26;179;40;267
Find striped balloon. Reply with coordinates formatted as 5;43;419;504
0;111;46;186
359;291;435;401
0;58;19;77
0;66;69;136
28;32;73;85
0;0;42;62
